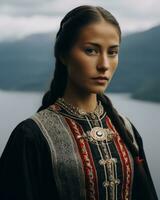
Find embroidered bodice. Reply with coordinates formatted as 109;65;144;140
31;100;134;200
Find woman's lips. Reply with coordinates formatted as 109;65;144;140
92;76;109;84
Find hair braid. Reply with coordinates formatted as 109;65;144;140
37;5;121;112
99;94;156;199
98;94;139;157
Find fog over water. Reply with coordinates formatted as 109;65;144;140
0;90;159;198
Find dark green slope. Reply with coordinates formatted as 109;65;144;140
0;25;159;102
107;25;160;102
0;33;55;91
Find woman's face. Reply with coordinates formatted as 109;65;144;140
63;20;120;95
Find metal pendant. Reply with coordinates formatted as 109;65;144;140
89;127;114;142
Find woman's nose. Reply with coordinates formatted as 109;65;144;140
97;54;110;71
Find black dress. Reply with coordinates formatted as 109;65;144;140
0;118;60;200
0;97;158;200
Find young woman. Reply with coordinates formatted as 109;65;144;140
0;5;158;200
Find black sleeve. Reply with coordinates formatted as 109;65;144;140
0;119;59;200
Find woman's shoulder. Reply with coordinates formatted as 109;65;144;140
0;113;52;159
30;107;64;129
10;117;43;141
7;108;61;147
13;108;58;135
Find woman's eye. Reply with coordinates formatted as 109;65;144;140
108;51;118;57
85;48;97;55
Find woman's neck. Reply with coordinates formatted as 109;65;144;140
62;87;98;113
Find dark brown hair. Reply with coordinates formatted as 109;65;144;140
38;5;121;112
37;5;156;199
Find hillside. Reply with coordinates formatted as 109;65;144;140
0;33;55;91
106;25;160;102
0;25;160;102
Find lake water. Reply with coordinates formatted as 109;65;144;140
0;90;160;198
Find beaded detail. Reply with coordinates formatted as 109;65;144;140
56;97;104;119
45;99;134;199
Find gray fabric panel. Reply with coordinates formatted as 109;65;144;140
31;109;86;200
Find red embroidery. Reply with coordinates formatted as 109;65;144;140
106;116;132;200
135;156;144;164
65;118;99;200
50;104;61;112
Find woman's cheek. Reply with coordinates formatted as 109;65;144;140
111;59;118;72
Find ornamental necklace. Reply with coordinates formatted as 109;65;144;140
56;97;104;119
56;97;116;143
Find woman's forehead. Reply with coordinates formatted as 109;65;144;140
76;21;120;45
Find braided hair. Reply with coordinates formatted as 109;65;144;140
37;5;121;112
37;5;154;199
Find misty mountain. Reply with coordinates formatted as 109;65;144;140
0;25;160;102
107;25;160;102
0;33;55;91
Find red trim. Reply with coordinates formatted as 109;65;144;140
135;156;144;164
50;103;62;112
65;118;99;200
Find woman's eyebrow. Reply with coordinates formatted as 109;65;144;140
110;45;119;48
83;42;119;48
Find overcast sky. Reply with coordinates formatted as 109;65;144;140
0;0;160;41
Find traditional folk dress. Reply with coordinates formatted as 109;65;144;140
0;97;158;200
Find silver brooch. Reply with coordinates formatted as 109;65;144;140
87;127;115;142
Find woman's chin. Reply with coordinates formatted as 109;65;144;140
90;87;107;95
96;85;108;93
